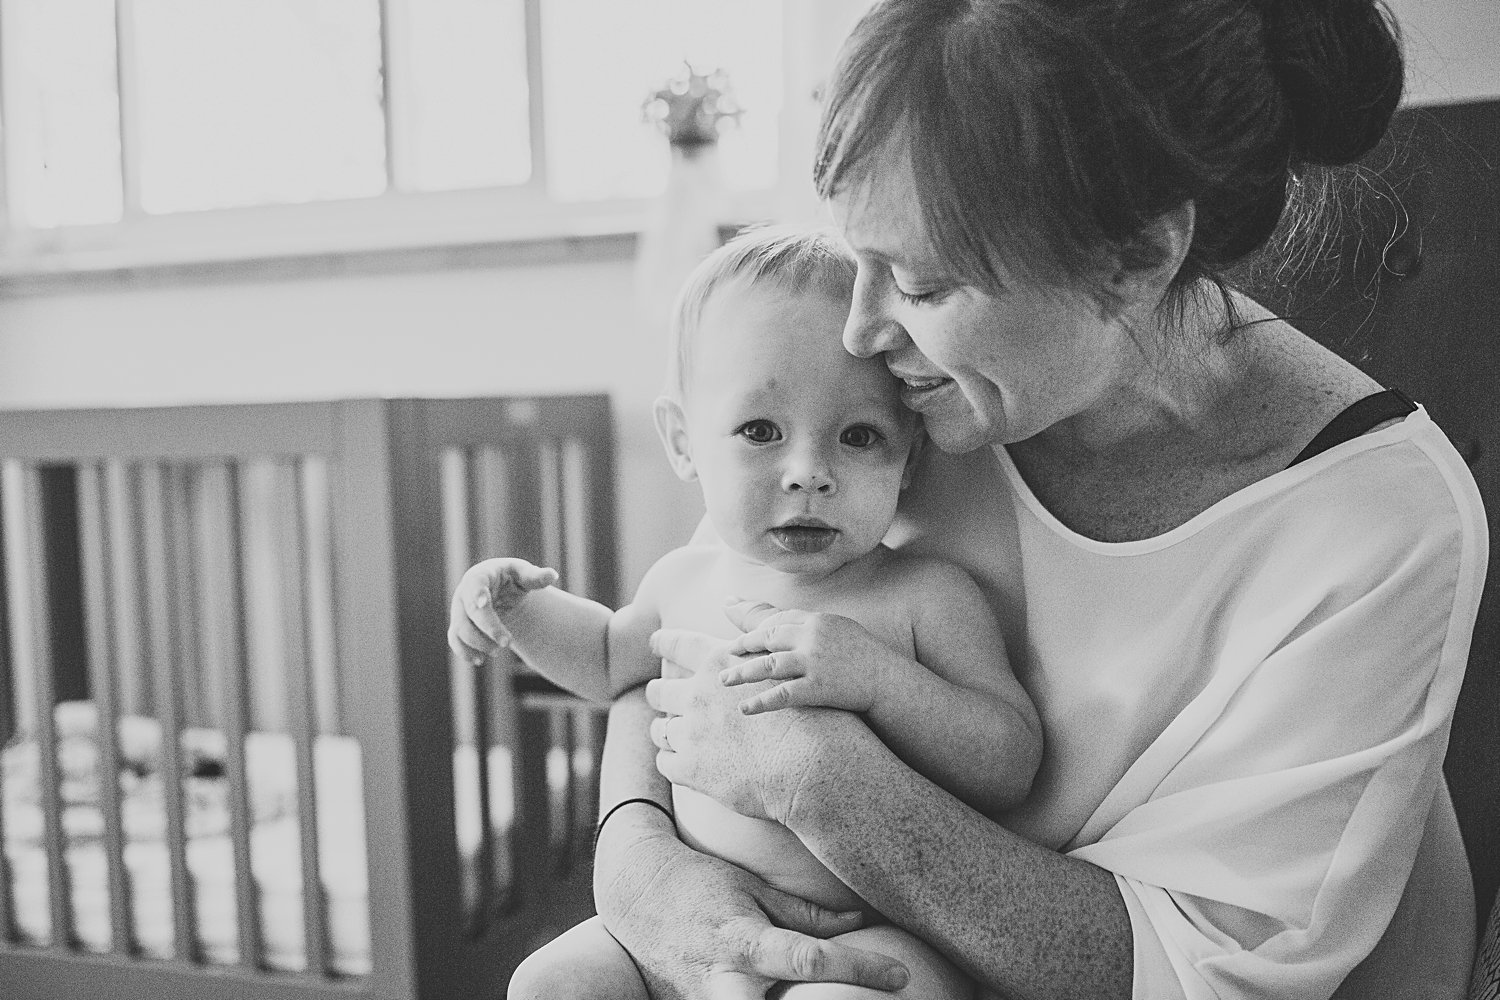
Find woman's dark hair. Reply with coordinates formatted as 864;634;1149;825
814;0;1405;322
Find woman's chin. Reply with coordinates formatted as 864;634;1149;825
921;413;999;454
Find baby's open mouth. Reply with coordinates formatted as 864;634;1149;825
770;523;839;554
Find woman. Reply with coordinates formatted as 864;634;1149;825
471;0;1488;996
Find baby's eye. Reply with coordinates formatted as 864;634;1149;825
736;420;781;444
840;425;883;448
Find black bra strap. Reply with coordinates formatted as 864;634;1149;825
1287;388;1417;469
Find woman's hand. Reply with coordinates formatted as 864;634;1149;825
445;557;558;664
594;803;910;999
647;601;871;825
719;600;900;716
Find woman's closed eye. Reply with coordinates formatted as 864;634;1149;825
736;419;781;445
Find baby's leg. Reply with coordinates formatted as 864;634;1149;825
508;915;649;1000
772;924;973;1000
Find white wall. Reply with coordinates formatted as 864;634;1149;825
0;0;1493;596
1389;0;1500;104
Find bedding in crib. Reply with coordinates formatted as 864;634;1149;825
3;699;511;974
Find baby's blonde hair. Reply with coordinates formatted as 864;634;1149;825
666;225;858;401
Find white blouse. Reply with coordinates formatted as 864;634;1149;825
892;406;1488;1000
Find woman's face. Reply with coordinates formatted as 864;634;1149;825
829;146;1142;455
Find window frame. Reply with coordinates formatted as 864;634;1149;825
0;0;782;280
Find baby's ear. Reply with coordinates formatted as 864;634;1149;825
652;396;698;482
900;423;928;491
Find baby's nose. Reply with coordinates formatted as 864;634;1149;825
783;463;837;495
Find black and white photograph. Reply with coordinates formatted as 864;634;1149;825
0;1;1496;998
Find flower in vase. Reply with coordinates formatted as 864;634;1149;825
642;62;743;150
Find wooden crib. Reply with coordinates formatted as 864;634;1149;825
0;396;616;999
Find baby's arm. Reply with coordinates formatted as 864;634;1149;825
447;557;660;704
884;560;1041;814
722;561;1040;816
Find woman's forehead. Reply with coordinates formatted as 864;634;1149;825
829;149;935;267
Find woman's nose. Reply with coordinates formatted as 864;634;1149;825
843;269;906;359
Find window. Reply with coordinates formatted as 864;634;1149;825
0;0;784;271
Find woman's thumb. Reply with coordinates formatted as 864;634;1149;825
754;883;864;939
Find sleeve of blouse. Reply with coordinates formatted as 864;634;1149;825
1067;441;1487;1000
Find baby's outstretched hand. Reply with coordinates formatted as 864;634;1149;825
718;599;896;716
446;558;559;665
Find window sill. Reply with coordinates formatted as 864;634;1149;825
0;186;768;296
0;228;645;296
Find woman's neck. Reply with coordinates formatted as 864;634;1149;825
1023;286;1257;464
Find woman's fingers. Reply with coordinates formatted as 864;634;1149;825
650;628;730;675
645;673;699;717
723;598;792;634
648;713;680;752
739;924;910;992
751;882;866;940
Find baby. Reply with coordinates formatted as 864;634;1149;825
447;227;1041;999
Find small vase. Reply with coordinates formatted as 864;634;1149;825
634;142;729;328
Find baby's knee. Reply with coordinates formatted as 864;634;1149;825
509;947;586;1000
507;918;645;1000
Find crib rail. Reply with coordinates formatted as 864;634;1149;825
0;397;616;999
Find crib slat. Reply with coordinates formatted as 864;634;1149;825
208;463;265;969
77;464;136;954
536;440;565;586
475;445;526;912
1;461;76;949
139;463;200;963
460;452;498;933
285;459;330;977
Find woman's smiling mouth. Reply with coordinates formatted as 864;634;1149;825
892;371;954;408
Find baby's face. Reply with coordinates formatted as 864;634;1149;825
677;281;918;578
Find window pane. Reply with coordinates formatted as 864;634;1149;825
401;0;532;192
130;0;387;215
1;0;123;228
541;0;783;202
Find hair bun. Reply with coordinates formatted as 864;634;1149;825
1260;0;1404;166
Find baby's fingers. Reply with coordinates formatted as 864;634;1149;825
465;588;511;645
738;679;807;716
446;626;491;666
512;564;560;592
720;652;802;687
448;595;502;664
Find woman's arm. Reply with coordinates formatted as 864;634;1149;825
592;688;913;999
789;712;1133;1000
649;631;1134;1000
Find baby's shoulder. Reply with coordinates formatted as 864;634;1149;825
866;548;986;607
632;543;721;606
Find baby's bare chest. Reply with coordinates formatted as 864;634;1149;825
655;568;918;665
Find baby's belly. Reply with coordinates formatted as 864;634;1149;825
672;786;865;914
